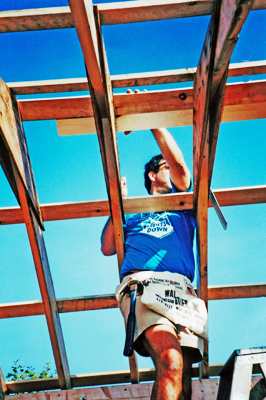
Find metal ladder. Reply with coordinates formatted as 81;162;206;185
217;347;266;400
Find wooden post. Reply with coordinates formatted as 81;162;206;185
0;367;8;400
0;80;71;390
68;0;138;383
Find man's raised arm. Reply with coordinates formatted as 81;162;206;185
151;128;191;192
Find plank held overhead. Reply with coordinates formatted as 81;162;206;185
15;79;264;136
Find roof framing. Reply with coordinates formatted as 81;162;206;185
0;0;266;32
0;0;265;398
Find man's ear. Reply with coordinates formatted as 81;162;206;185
148;171;156;182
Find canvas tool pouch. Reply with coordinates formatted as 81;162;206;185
117;270;208;340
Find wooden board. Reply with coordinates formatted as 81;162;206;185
69;0;137;382
3;377;263;400
98;0;265;25
0;185;265;225
193;0;255;208
17;181;71;389
57;98;266;135
0;1;265;32
0;7;73;32
0;78;43;228
0;282;265;319
7;61;266;95
0;367;8;399
13;79;266;138
193;2;220;210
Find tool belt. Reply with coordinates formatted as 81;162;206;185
117;270;208;340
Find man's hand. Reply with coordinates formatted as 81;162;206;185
124;89;147;135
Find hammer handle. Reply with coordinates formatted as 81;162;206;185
123;285;137;357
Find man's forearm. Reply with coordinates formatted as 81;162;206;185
151;128;191;191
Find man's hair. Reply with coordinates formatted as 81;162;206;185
144;154;164;194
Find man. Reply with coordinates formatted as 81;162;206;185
101;127;205;400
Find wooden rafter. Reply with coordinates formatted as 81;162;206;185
97;0;265;25
0;282;265;320
0;185;265;225
14;80;266;135
7;60;266;95
68;0;125;268
193;0;255;207
67;0;138;383
0;7;73;33
0;368;8;399
0;79;43;228
0;80;71;389
192;0;255;377
0;0;265;33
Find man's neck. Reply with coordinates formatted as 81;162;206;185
151;187;172;196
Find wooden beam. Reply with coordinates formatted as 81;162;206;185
0;283;265;319
68;0;137;382
195;140;210;378
0;7;73;33
0;295;118;319
193;0;254;375
16;179;71;390
8;78;89;95
208;71;228;185
0;80;71;388
0;367;8;398
212;0;255;95
98;0;266;25
193;0;254;209
7;61;266;95
3;376;263;399
193;0;222;377
18;96;94;121
68;0;125;268
0;186;265;225
1;1;265;32
192;0;220;211
208;283;266;300
112;60;266;88
0;78;43;228
15;80;266;136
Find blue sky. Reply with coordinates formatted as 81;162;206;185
0;0;266;380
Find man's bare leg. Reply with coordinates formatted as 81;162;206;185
141;324;183;400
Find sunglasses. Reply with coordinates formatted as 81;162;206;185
157;161;170;171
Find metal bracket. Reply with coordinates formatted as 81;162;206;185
209;188;227;230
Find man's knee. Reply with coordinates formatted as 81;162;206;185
157;348;183;379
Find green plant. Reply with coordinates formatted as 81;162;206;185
6;360;57;381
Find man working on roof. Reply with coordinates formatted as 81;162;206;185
101;125;207;400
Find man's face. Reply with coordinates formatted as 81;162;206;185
153;159;172;194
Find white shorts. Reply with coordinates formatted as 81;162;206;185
116;273;204;363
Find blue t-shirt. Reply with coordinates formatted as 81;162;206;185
120;185;196;281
